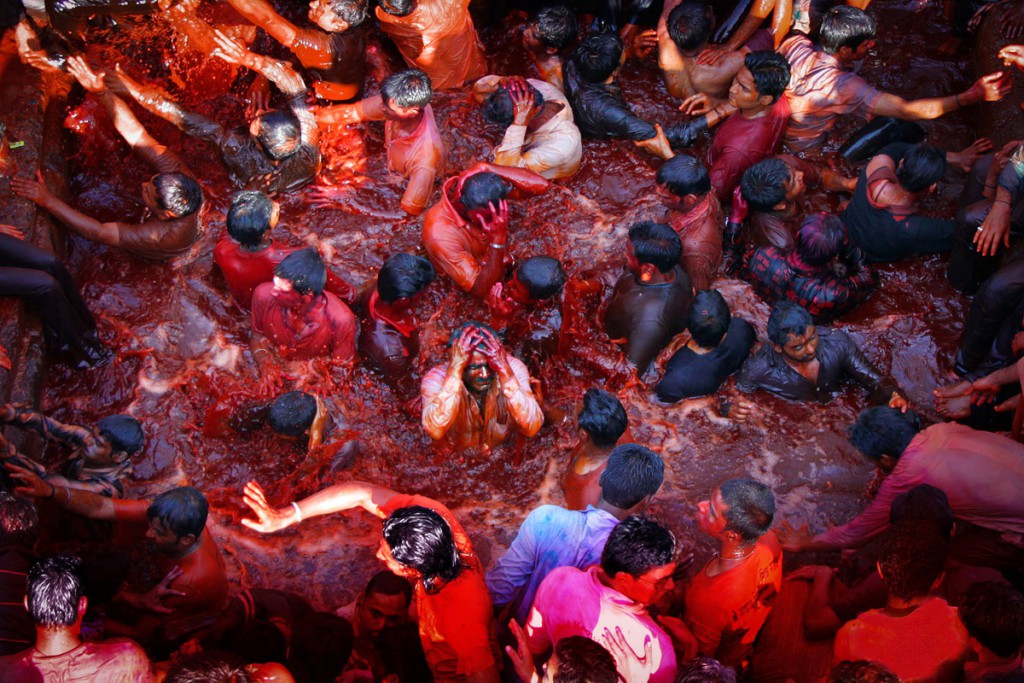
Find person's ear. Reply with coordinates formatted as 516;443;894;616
78;595;88;618
180;533;198;549
771;342;783;354
545;46;559;55
772;200;788;212
639;263;657;282
928;182;938;194
836;45;855;62
758;94;773;107
878;454;897;471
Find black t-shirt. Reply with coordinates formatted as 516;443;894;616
655;318;755;402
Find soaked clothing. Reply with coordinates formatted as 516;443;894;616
290;26;366;102
0;639;154;682
420;356;543;449
843;144;955;262
667;193;723;291
604;266;693;376
736;326;896;403
955;256;1024;378
525;566;677;683
422;163;550;292
745;156;821;251
656;318;756;402
779;34;884;152
563;58;657;141
486;504;619;625
0;547;35;656
378;494;496;681
375;0;487;91
746;243;875;321
684;532;783;668
251;284;357;361
386;104;446;215
708;97;790;203
358;290;420;393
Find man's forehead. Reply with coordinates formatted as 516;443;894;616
364;591;408;611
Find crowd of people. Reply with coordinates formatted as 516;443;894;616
3;0;1024;680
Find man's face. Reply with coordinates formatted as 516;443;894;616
142;176;161;215
851;38;876;61
624;562;677;606
507;272;533;305
382;99;422;122
375;539;418;579
462;350;494;395
697;487;729;539
779;324;819;364
356;591;408;638
272;276;294;294
308;0;348;32
729;67;765;111
146;517;185;555
522;23;545;54
783;166;806;201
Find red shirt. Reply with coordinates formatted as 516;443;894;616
708;97;789;204
250;283;357;361
379;494;496;681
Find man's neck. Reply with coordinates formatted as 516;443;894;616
527;101;563;132
885;594;927;612
165;534;204;562
739;103;771;120
241;239;272;254
643;269;676;285
34;626;82;657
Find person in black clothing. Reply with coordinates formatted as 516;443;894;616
0;492;37;657
656;289;755;402
735;301;908;406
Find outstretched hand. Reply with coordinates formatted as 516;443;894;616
10;171;52;207
776;519;815;552
1000;44;1024;70
631;29;658;59
947;138;993;173
241;480;295;533
974;200;1012;257
4;461;51;498
679;92;715;116
696;45;728;66
212;30;253;68
971;71;1012;103
505;77;538;127
67;55;107;93
504;620;538;683
0;224;25;240
140;566;187;614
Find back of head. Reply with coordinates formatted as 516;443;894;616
675;657;737;683
719;478;775;542
147;486;209;540
165;653;253;683
740;158;789;212
686;289;731;348
877;520;947;601
329;0;370;26
97;414;145;457
795;213;844;266
744;51;790;103
958;581;1024;658
484;83;546;128
377;253;436;304
365;569;413;605
601;514;675;578
535;5;578;50
667;1;715;52
552;636;618;683
382;506;463;593
268;391;318;437
600;444;664;509
848;406;921;462
152;172;203;218
897;144;946;193
516;256;566;300
292;611;355;681
378;0;415;16
0;490;39;547
227;191;275;247
27;554;83;628
766;300;813;346
828;660;899;683
256;109;301;161
381;69;433;109
628;221;682;274
889;484;954;540
572;31;624;83
577;387;628;448
657;154;711;198
460;172;512;211
275;247;327;296
223;619;287;666
819;5;877;55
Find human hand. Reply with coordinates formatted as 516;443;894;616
776;519;815;552
140;566;186;614
449;326;482;373
178;638;203;656
974;200;1012;256
241;480;297;533
505;620;538;683
633;124;675;160
486;282;515;316
475;199;509;243
4;461;52;498
246;75;271;120
477;326;511;375
969;71;1012;103
314;103;357;126
695;45;728;66
19;48;62;73
0;224;25;240
1000;44;1024;69
600;626;655;680
653;616;698;661
679;92;715;115
728;397;755;422
948;138;993;173
631;29;658;59
968;373;1003;405
505;77;538;127
730;184;749;223
996;393;1021;412
212;30;254;68
888;392;909;412
11;171;53;207
1003;3;1024;40
307;184;344;208
67;55;107;93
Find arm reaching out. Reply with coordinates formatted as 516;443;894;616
240;479;400;533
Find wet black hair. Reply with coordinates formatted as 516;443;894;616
152;172;203;218
572;32;623;83
741;158;789;212
534;5;578;50
483;84;545;128
744;50;791;103
848;406;922;461
600;444;664;509
460;172;512;211
828;661;898;683
275;247;327;296
97;414;144;456
819;5;876;55
676;657;738;683
657;153;711;198
256;109;301;160
328;0;369;26
719;478;775;542
0;0;23;30
382;506;465;593
687;290;731;348
377;0;416;17
0;491;38;547
958;581;1024;658
165;653;253;683
377;253;436;304
516;256;566;300
27;554;83;627
667;1;715;52
381;69;433;109
578;388;628;447
268;391;318;437
447;320;499;347
889;484;954;540
365;569;413;604
628;221;682;274
896;144;946;193
146;486;209;540
601;514;675;578
227;191;275;247
796;213;845;267
766;301;813;346
877;520;947;601
554;636;618;683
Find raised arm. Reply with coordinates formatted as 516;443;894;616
0;403;101;455
240;479;400;533
11;172;121;247
112;65;226;145
5;461;118;520
870;72;1010;121
224;0;301;47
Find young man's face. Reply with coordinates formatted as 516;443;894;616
697;487;729;539
309;0;349;32
146;517;188;555
783;166;806;201
272;276;295;294
506;272;533;305
462;350;495;395
356;591;408;638
142;176;163;216
375;539;419;580
777;324;819;364
729;67;766;111
382;99;422;122
522;23;546;54
623;562;677;606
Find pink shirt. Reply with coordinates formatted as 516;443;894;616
0;640;154;682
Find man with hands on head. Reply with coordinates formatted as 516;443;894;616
421;322;543;452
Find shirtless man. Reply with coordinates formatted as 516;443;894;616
561;388;631;510
521;5;578;91
657;0;748;102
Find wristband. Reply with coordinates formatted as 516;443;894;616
291;502;302;523
490;243;506;249
46;482;56;499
